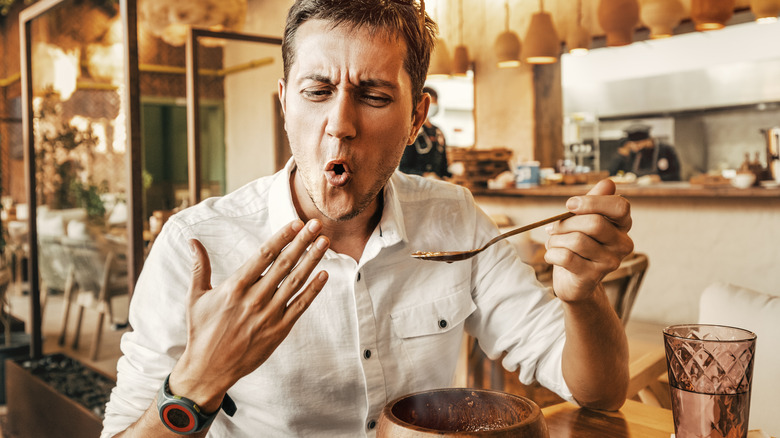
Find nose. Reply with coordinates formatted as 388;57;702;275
325;93;357;140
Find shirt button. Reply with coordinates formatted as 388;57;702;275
367;419;377;430
363;349;371;360
357;272;361;281
439;319;448;329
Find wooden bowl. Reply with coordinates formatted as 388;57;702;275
376;388;549;437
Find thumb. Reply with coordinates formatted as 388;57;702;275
189;239;213;297
586;178;616;196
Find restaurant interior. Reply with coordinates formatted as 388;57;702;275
0;0;778;436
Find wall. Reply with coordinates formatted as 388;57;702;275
223;0;290;192
679;107;780;172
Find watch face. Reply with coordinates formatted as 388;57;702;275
163;404;196;433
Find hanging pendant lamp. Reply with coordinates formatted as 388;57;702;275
427;0;452;76
523;0;560;64
597;0;640;47
751;0;780;23
429;38;453;76
691;0;736;31
452;0;470;75
567;0;590;56
640;0;685;39
494;0;522;68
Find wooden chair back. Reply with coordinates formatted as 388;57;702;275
602;252;649;326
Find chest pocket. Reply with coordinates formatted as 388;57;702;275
390;289;476;375
391;290;476;339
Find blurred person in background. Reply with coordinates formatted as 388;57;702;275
399;86;451;179
609;124;681;181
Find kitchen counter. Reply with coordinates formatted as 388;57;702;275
471;182;780;199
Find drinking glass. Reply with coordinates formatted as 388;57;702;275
663;324;756;438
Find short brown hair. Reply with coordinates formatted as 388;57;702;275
282;0;437;109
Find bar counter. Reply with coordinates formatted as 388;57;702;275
471;182;780;326
471;182;780;199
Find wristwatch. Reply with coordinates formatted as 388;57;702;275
157;374;236;434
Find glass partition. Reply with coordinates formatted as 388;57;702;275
185;28;282;205
21;0;141;359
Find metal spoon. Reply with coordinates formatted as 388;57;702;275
411;212;575;262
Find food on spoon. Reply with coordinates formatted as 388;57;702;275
411;251;448;257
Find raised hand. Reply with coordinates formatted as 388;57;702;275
168;219;330;412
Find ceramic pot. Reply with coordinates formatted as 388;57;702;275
750;0;780;20
640;0;685;39
691;0;736;31
597;0;640;47
376;388;549;437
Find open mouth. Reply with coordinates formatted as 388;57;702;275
324;160;351;187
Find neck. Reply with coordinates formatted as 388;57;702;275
290;170;383;262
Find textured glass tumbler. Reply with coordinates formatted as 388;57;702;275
663;324;756;438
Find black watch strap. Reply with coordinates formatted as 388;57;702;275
158;374;236;434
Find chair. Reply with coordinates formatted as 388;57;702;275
38;235;76;320
602;252;649;326
625;347;669;409
58;237;129;361
698;282;780;436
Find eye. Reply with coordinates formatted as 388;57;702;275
302;88;332;101
361;93;391;107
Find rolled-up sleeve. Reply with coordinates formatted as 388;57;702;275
464;205;574;404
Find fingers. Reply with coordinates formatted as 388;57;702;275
563;179;632;232
273;234;330;305
259;220;327;297
545;232;623;273
229;220;307;296
189;239;213;299
282;269;329;326
544;247;607;288
549;214;633;252
586;179;616;196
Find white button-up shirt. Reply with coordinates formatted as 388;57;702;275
102;161;572;437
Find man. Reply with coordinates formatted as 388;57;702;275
102;1;633;436
609;124;681;181
398;86;451;179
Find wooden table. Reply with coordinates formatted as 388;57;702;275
542;399;674;437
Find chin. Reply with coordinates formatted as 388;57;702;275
317;203;361;222
311;191;359;222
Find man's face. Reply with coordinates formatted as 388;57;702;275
627;138;653;152
279;20;428;222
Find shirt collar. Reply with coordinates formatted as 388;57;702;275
375;172;408;246
267;159;408;249
268;158;301;232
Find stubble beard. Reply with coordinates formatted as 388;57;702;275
305;166;395;223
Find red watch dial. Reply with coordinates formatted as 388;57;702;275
163;404;196;433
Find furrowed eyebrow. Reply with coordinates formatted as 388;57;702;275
302;74;396;91
358;78;397;90
302;74;333;84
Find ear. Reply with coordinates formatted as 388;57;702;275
407;92;430;145
278;78;288;131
